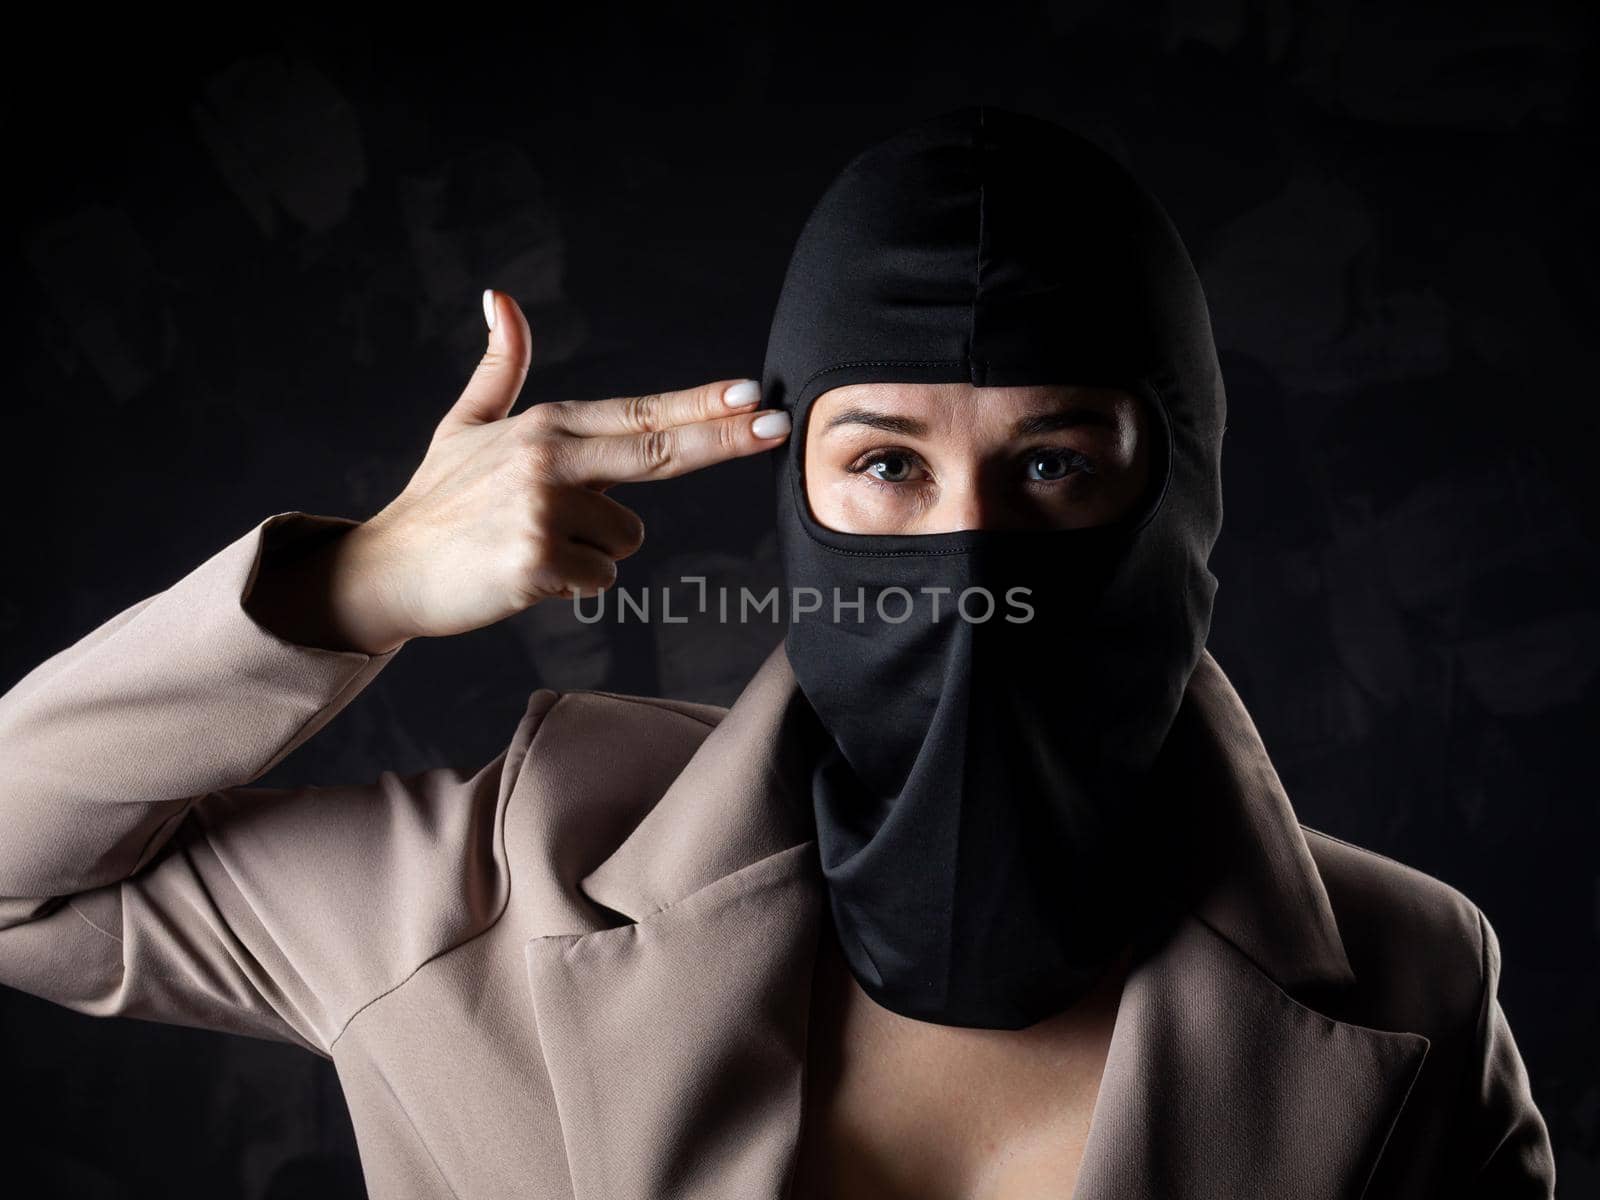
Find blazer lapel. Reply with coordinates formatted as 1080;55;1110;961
524;840;822;1200
1071;915;1430;1200
1073;648;1431;1199
525;641;824;1200
525;642;1432;1200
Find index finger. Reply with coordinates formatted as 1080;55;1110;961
541;378;762;438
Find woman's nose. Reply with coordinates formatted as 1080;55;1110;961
931;480;1013;532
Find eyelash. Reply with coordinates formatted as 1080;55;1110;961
845;445;1097;492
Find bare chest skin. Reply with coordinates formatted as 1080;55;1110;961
788;921;1128;1200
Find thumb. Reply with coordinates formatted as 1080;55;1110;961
441;289;533;429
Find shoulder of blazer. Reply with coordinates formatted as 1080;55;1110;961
510;686;731;852
1300;824;1489;1041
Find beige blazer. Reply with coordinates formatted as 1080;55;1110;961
0;511;1557;1199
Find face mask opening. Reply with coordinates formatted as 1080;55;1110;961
784;374;1176;559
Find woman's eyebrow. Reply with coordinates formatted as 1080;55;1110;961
820;405;1117;437
819;407;929;436
1010;409;1116;437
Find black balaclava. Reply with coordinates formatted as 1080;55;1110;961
758;105;1225;1030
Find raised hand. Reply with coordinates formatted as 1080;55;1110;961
245;290;790;654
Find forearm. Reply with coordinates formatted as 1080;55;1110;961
0;512;399;901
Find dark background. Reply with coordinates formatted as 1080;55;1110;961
2;3;1595;1195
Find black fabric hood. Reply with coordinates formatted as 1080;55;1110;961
758;105;1227;1028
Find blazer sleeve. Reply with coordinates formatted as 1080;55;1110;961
0;511;558;1060
1461;907;1557;1198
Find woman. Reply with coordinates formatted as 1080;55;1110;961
0;107;1555;1198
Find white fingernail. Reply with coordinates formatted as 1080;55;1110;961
723;380;760;407
752;411;791;439
482;289;498;330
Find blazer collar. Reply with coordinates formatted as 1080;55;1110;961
525;641;1429;1200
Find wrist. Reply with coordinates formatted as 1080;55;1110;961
326;522;417;655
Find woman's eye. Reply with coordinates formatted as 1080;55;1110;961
1028;451;1070;481
870;454;912;482
1025;449;1089;482
846;446;1088;488
861;452;917;483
